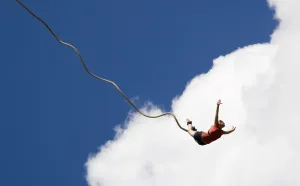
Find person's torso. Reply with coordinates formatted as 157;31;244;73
201;125;223;144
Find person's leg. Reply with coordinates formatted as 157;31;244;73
187;123;196;137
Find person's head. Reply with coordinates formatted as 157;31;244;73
218;120;225;128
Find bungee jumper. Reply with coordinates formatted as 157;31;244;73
186;99;236;146
15;0;237;145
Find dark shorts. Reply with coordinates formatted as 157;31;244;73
193;131;206;146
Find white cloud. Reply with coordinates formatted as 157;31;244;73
85;0;300;185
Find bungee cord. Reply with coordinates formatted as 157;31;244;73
16;0;188;132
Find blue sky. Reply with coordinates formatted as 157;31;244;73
1;1;276;186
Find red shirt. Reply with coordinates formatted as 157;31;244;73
201;125;223;144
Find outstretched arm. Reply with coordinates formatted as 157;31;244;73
223;126;236;135
214;99;222;125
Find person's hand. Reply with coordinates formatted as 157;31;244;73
231;126;236;131
217;99;222;105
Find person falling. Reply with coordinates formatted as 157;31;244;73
186;99;236;146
